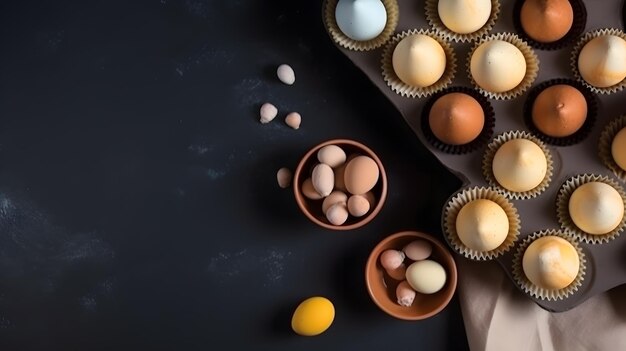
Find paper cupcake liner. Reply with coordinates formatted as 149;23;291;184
323;0;399;51
482;131;554;200
381;29;457;98
512;230;586;301
443;186;521;261
570;28;626;95
512;0;587;51
420;86;495;155
523;79;597;146
425;0;500;43
599;115;626;183
466;33;539;100
556;174;626;244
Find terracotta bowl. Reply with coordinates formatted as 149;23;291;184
365;231;457;320
293;139;387;231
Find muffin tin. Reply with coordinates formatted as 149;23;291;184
322;0;626;312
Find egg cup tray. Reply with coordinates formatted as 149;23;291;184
322;0;626;312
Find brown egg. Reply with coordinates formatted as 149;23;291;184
531;84;587;137
344;156;380;195
520;0;573;43
428;92;485;145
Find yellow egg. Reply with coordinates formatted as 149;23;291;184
291;296;335;336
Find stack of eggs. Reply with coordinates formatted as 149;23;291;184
323;0;626;309
301;144;381;226
379;240;447;306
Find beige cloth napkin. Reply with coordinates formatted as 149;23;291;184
457;259;626;351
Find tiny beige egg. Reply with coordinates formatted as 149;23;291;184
276;167;292;189
260;103;278;124
347;194;370;217
344;156;380;195
326;202;349;225
277;64;296;85
403;240;433;261
285;112;301;130
380;249;405;270
396;280;416;307
312;163;335;197
317;145;347;168
302;178;323;200
322;191;348;214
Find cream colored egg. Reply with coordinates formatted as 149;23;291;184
317;145;347;168
344;156;380;195
578;35;626;88
522;236;579;290
611;127;626;171
471;40;527;93
405;260;446;294
347;194;370;217
311;163;334;197
569;182;624;235
276;167;292;189
492;139;547;192
392;34;446;87
322;191;348;214
438;0;492;34
456;199;509;252
326;202;349;225
403;240;432;261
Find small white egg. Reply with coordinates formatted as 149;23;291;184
326;203;349;225
405;260;447;294
312;163;335;197
347;194;370;217
277;64;295;85
322;191;348;214
259;103;278;124
317;145;347;168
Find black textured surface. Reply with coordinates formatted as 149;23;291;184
0;1;466;350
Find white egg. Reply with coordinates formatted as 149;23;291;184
335;0;387;41
405;260;447;294
438;0;491;34
578;35;626;88
470;40;526;93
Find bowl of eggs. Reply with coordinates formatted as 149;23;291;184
293;139;387;230
365;231;457;320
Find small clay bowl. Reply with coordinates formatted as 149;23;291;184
293;139;388;231
365;231;457;320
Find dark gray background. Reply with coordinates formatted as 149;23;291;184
0;0;467;349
